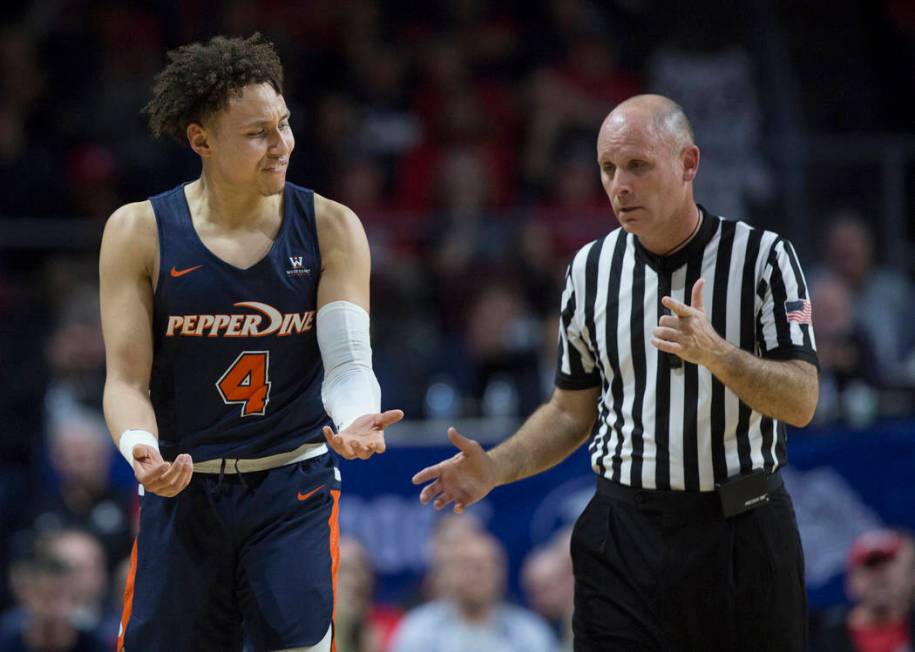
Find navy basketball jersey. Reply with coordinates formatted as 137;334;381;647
148;182;331;461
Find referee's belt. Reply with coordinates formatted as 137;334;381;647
193;441;328;474
596;470;783;507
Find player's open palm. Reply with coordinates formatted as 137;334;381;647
132;444;193;498
323;409;404;460
412;427;498;513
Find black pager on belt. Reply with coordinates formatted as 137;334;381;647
717;469;769;518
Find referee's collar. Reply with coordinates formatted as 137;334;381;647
633;204;719;273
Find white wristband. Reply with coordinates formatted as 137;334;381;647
317;301;381;432
119;429;158;469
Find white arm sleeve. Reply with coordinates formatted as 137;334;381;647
316;300;381;432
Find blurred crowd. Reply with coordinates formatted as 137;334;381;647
1;0;915;650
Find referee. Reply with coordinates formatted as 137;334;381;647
413;94;818;651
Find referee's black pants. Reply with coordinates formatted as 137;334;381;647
570;476;807;652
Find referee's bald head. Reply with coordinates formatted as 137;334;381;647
599;94;695;156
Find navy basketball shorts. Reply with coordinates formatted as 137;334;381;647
570;479;807;652
117;452;341;652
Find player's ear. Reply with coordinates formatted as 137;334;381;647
682;145;700;182
187;122;212;158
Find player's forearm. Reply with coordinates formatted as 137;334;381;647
704;344;818;427
488;400;591;486
103;380;159;445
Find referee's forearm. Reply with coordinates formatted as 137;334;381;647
705;343;819;427
488;401;591;486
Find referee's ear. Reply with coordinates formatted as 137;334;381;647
681;145;700;182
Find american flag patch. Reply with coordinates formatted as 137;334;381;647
784;299;812;324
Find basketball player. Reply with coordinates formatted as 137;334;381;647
99;34;402;651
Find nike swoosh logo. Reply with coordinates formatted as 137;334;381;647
297;484;325;502
170;265;203;278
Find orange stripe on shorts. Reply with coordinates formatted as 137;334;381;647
117;538;139;652
329;489;341;652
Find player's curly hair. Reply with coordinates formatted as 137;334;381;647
144;33;284;144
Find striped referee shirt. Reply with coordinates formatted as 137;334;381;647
556;206;818;491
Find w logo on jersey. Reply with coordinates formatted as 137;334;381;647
287;256;311;277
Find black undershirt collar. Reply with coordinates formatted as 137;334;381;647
633;204;720;273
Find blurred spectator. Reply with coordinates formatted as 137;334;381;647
0;270;49;611
514;219;564;319
523;20;639;192
43;283;106;419
420;513;485;603
64;145;121;223
347;45;421;169
293;93;360;195
41;529;117;646
397;37;516;212
809;273;882;427
390;528;557;652
31;410;134;570
0;26;66;217
444;0;523;77
464;282;542;418
335;536;402;652
810;529;915;652
0;101;64;217
0;547;107;652
1;533;35;636
426;149;507;276
521;528;574;651
423;149;516;365
79;3;163;203
334;157;391;217
647;5;772;222
821;211;915;386
531;142;617;261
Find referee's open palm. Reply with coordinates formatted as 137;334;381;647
412;427;497;514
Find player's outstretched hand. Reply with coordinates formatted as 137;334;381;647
323;409;404;460
412;427;498;514
132;445;193;498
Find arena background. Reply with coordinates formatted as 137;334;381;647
0;1;913;650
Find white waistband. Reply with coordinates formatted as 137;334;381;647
193;442;328;474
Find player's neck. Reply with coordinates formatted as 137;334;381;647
191;172;281;228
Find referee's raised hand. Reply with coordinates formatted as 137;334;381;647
652;278;728;367
412;427;498;513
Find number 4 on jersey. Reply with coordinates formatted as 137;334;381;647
216;351;272;417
